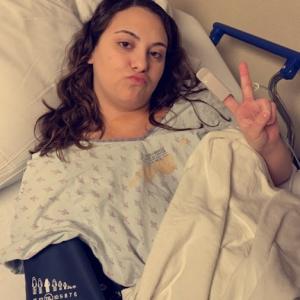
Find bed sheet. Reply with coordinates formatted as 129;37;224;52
122;129;300;300
0;181;25;299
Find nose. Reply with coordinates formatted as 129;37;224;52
131;51;149;72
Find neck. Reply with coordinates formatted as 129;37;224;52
87;100;169;140
88;108;169;141
106;110;150;136
105;105;149;122
87;104;150;140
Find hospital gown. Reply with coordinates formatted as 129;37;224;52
0;91;232;287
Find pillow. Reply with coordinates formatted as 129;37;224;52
0;0;82;189
73;0;101;22
72;0;171;22
0;0;241;190
171;8;242;99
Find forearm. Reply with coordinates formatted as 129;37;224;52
259;137;293;186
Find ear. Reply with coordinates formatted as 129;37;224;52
88;53;94;64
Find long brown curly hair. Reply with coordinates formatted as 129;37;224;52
30;0;207;160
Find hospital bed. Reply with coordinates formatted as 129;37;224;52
0;1;299;299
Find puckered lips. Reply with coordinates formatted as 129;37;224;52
127;74;148;85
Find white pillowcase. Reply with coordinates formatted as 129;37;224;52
0;0;82;189
73;0;171;22
0;0;241;191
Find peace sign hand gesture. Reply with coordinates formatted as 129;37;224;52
224;62;280;154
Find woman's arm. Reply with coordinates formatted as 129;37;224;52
258;137;292;186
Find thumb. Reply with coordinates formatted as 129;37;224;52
255;109;272;127
239;110;270;139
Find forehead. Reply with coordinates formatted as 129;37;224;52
104;6;168;43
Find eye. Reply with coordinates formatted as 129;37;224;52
118;41;132;49
150;51;164;60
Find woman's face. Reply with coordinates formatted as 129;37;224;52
88;6;168;114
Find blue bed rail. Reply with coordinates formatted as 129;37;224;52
210;22;300;80
209;22;300;168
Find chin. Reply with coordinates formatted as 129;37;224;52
120;96;149;110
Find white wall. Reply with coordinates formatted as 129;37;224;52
172;0;300;157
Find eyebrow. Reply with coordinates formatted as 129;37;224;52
114;30;167;48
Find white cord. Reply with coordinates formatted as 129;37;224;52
252;82;268;91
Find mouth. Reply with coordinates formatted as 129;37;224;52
127;75;147;85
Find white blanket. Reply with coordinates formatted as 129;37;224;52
122;129;300;300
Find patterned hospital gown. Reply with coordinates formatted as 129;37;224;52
0;91;233;286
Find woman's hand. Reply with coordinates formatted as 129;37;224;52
223;62;292;185
224;62;280;154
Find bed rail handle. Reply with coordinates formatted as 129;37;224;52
210;22;300;80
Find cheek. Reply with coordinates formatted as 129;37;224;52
94;54;123;82
106;59;129;84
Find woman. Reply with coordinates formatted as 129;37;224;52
0;0;292;299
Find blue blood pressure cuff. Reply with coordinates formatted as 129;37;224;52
23;238;124;300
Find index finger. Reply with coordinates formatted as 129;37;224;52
239;62;254;102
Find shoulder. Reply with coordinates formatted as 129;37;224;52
23;151;69;183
